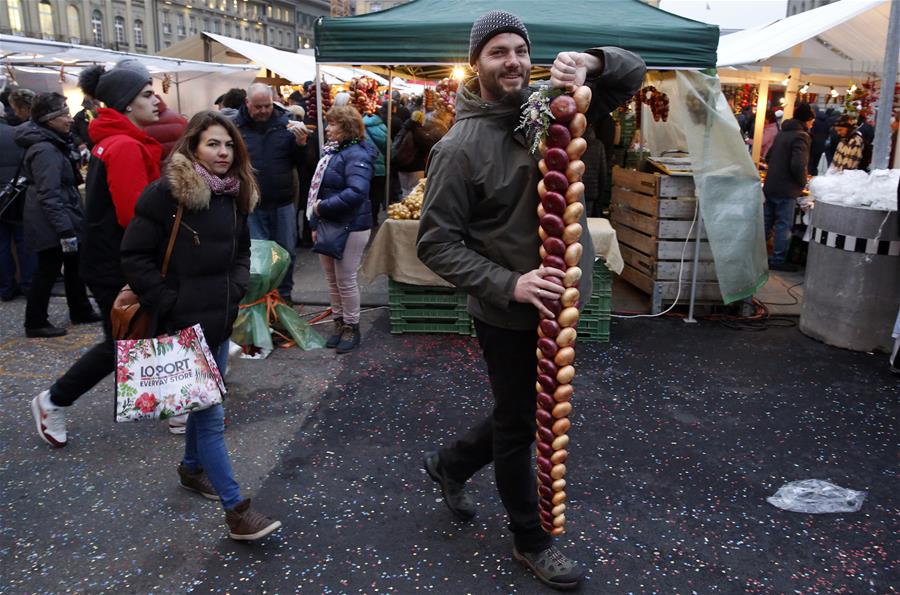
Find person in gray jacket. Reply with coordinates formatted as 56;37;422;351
15;92;99;337
416;11;645;590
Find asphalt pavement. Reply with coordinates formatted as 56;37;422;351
0;262;897;593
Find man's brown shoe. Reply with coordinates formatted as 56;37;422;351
225;498;282;541
177;464;219;500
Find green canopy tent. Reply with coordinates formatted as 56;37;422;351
314;0;719;74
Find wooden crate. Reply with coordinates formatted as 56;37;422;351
610;166;721;313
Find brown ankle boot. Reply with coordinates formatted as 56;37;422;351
225;498;282;541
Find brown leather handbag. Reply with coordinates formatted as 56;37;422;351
111;205;184;340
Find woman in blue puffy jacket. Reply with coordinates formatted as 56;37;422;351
308;106;376;353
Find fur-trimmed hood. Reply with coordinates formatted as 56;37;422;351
166;152;259;213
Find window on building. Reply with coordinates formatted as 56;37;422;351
189;16;197;35
39;1;54;39
134;19;144;46
203;18;210;33
162;11;170;34
7;0;23;33
67;5;81;43
91;10;103;45
114;16;126;45
213;20;221;34
225;21;232;36
177;14;185;36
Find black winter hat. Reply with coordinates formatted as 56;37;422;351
31;92;69;124
468;11;530;66
78;60;151;113
793;102;815;122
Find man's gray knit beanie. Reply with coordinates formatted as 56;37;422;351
468;11;530;66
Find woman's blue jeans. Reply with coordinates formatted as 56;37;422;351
182;342;241;510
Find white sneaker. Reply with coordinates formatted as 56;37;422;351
168;413;188;435
31;390;67;448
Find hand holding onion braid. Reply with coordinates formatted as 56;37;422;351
532;85;592;536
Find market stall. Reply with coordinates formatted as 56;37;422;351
314;0;769;318
0;34;256;116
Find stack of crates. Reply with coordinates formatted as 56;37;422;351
578;264;612;342
388;280;472;335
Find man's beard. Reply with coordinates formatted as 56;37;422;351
481;69;530;103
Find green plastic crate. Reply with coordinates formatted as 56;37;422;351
577;317;610;342
390;319;473;335
389;280;473;335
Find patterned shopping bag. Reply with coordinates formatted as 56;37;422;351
114;324;226;423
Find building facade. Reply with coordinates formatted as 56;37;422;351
786;0;836;16
0;0;328;54
353;0;408;15
0;0;159;53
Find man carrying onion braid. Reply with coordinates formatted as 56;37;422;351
417;10;645;591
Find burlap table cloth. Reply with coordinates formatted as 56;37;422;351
360;217;623;287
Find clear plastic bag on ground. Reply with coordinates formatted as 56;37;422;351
767;479;866;513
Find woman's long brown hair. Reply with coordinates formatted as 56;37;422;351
170;110;259;214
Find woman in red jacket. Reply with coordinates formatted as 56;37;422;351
30;60;162;448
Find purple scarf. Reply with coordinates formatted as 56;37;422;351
193;162;241;196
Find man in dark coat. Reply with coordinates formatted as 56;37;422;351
808;109;830;174
762;102;815;272
417;10;645;590
234;83;307;302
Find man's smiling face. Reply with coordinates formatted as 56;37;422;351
475;32;532;102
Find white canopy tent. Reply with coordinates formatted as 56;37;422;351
0;34;257;116
714;0;900;167
717;0;894;75
199;33;389;86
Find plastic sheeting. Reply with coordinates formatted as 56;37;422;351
642;71;768;304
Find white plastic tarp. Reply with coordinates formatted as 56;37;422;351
717;0;895;75
202;33;388;85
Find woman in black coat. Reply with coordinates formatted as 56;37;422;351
14;93;99;338
120;110;281;542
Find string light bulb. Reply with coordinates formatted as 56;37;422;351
781;75;791;86
799;82;810;94
451;65;467;81
849;83;857;93
830;87;838;98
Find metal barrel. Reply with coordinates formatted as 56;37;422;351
800;201;900;352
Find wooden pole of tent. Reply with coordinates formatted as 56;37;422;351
385;67;393;206
782;65;801;120
751;67;770;164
